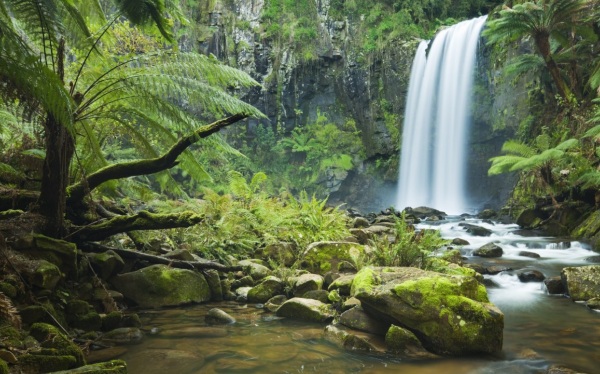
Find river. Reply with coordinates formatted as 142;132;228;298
88;217;600;373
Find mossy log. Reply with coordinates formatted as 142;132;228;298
67;113;248;205
72;211;203;242
79;242;243;272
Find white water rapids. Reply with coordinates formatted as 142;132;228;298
397;16;487;214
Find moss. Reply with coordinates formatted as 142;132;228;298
0;282;17;298
350;267;379;297
66;300;91;315
121;313;141;328
247;276;284;303
19;354;77;372
29;323;85;366
385;324;423;352
303;242;364;274
51;359;128;373
0;359;7;374
101;312;123;332
32;260;62;289
0;326;23;349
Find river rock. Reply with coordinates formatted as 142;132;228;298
276;297;334;323
385;324;438;359
238;260;271;281
517;270;545;282
328;274;355;295
351;266;503;355
100;327;143;345
544;276;566;295
264;295;287;312
473;243;503;258
324;324;386;354
247;276;284;303
339;306;389;335
235;286;252;301
302;241;365;273
585;297;600;309
294;273;324;296
486;266;512;275
110;264;210;308
404;207;446;219
352;217;370;228
561;265;600;301
459;223;492;236
205;308;236;324
451;238;470;245
518;251;541;259
477;209;497;219
302;290;329;303
517;208;545;229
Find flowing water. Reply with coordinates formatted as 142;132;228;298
397;16;487;214
88;217;600;373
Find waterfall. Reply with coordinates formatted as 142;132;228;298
396;16;487;214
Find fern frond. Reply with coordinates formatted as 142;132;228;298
0;291;21;330
504;53;544;79
554;138;579;151
582;124;600;139
500;140;536;157
488;155;526;175
578;170;600;189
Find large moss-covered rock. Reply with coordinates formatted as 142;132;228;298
276;297;334;323
49;359;127;373
351;267;503;355
561;265;600;302
110;265;210;308
26;322;85;370
339;306;389;335
302;241;364;274
247;276;284;303
572;209;600;251
31;260;62;290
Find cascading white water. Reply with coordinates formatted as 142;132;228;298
397;16;487;214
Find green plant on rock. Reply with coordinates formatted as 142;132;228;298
367;214;448;268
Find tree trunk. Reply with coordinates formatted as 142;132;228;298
535;33;575;104
38;115;74;238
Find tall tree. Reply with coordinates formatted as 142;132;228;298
0;0;261;237
484;0;591;104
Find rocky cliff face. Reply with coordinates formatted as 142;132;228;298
199;0;518;213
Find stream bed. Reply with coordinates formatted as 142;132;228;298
88;218;600;373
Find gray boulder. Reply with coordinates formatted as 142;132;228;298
294;273;324;296
561;265;600;301
276;297;334;323
473;243;503;258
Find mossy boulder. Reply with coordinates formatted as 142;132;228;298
324;324;386;354
31;260;62;290
0;359;7;374
561;265;600;302
247;276;284;303
261;242;296;266
351;267;504;355
203;269;223;301
237;260;271;281
17;234;78;273
49;359;127;373
571;209;600;251
87;250;124;280
328;274;355;295
385;324;438;359
302;241;364;274
276;297;334;323
293;273;323;296
110;265;210;308
28;323;85;368
458;223;492;237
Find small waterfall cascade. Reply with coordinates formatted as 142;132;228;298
396;16;487;214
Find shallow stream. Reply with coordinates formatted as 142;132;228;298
88;218;600;373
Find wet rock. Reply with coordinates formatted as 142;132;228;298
247;276;284;303
519;251;541;259
451;238;470;245
404;207;446;219
473;243;503;258
517;270;545;282
459;223;492;237
264;295;287;312
203;269;223;301
585;255;600;263
546;364;587;374
100;327;143;345
463;263;488;274
294;273;324;296
339;306;389;335
324;324;386;354
517;208;545;229
205;308;236;324
276;297;334;323
328;274;355;295
110;264;210;308
544;276;566;295
238;260;271;281
302;241;365;274
561;265;600;301
235;286;252;301
351;266;503;355
303;290;329;303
